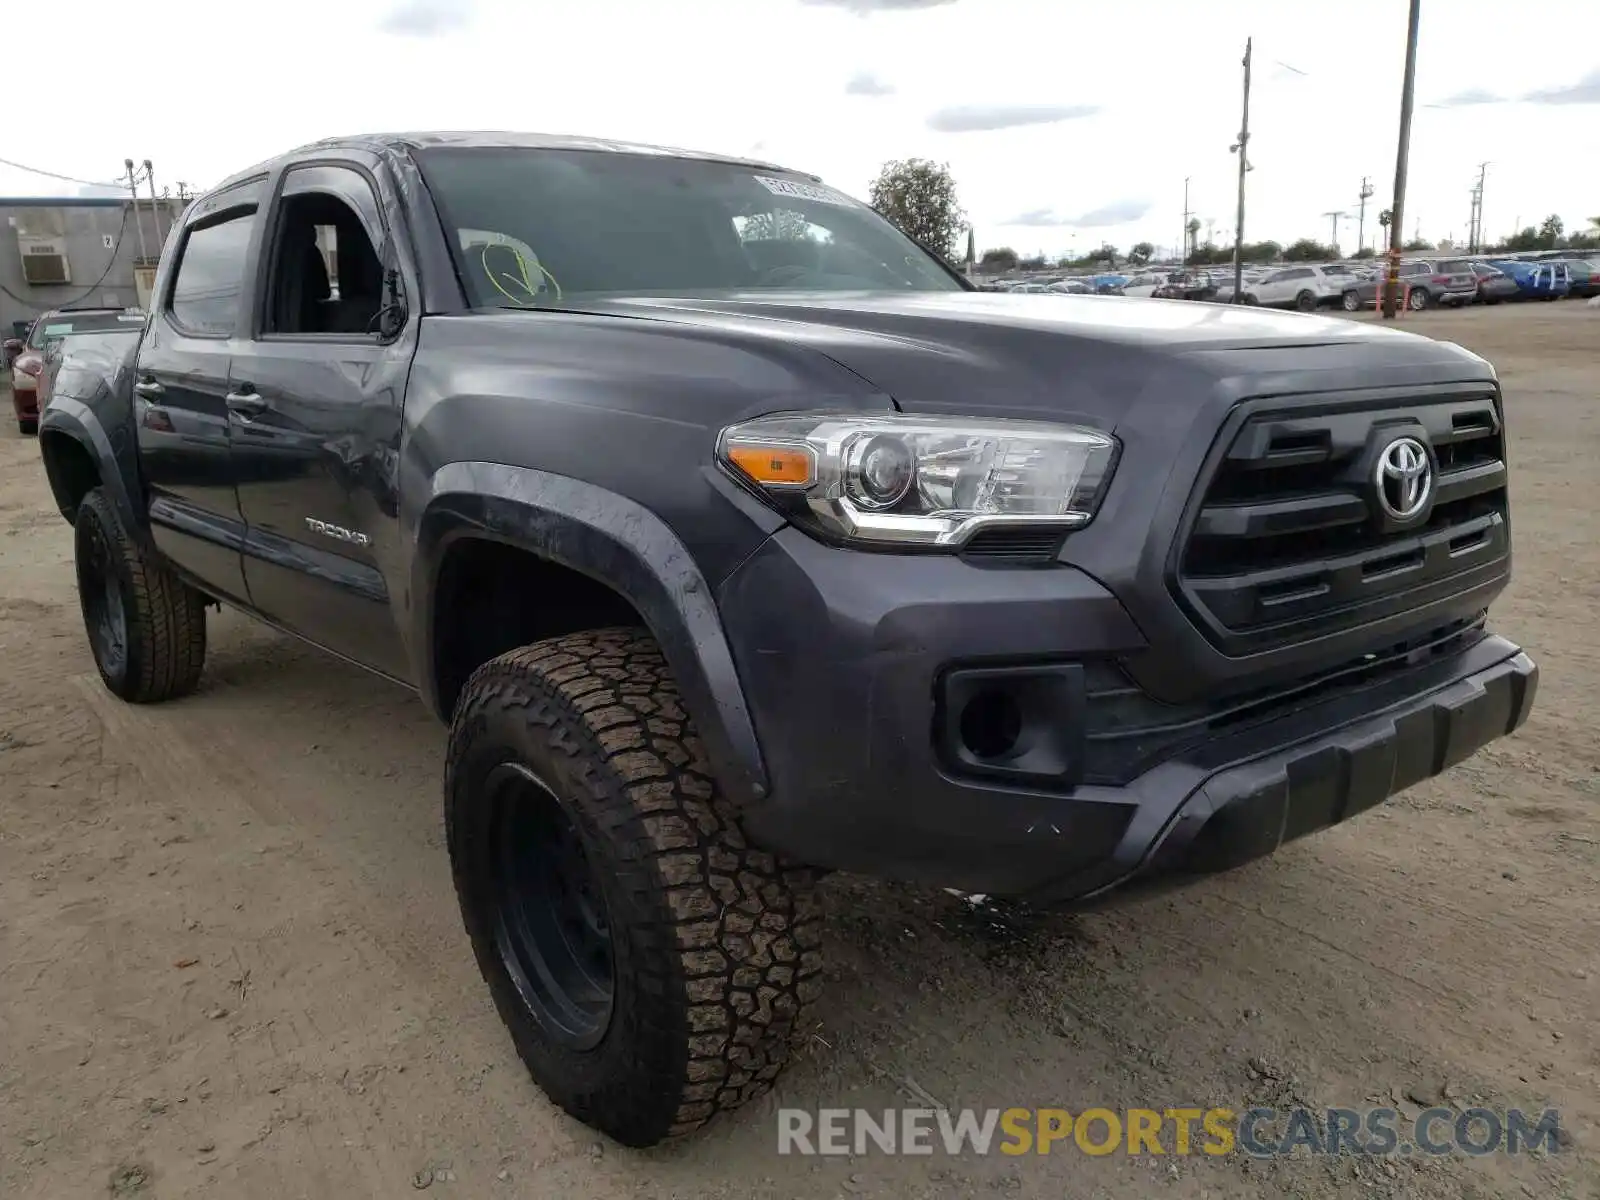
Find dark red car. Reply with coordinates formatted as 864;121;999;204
7;307;146;433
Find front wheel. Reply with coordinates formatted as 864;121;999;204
1407;287;1430;311
1295;289;1317;312
73;487;207;702
1341;290;1362;312
1241;292;1259;306
446;628;824;1147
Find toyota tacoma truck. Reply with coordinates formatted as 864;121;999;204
37;132;1537;1148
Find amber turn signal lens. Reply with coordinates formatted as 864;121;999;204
725;443;815;487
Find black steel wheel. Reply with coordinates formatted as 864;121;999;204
77;512;129;681
486;761;615;1051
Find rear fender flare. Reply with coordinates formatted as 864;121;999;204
413;462;769;807
38;398;146;540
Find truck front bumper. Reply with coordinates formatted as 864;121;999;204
717;528;1538;907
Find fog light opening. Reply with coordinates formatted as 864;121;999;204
958;689;1023;761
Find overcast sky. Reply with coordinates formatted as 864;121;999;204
7;0;1597;258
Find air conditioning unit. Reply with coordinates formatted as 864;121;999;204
18;235;71;285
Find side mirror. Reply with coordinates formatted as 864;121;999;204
2;338;21;353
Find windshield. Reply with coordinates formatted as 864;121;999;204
416;148;966;305
28;310;145;350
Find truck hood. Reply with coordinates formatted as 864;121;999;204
572;291;1488;423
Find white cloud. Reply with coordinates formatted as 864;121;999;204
1004;200;1152;228
1523;68;1600;105
927;103;1100;133
378;0;473;36
801;0;957;10
846;72;896;97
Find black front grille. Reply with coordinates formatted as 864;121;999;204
1176;393;1508;649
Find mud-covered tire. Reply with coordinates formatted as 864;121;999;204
445;628;824;1147
73;487;206;702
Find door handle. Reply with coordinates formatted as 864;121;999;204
133;378;164;397
225;389;267;418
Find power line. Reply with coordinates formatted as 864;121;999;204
0;152;142;191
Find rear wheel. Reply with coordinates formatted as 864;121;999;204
73;487;207;702
446;628;824;1147
1407;287;1430;311
1341;289;1361;312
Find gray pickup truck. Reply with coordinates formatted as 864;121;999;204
37;131;1536;1147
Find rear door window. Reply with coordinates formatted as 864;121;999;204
168;210;258;337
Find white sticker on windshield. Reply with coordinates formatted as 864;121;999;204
752;176;856;207
43;323;73;335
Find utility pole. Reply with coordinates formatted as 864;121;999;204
1357;176;1374;254
143;159;167;251
1381;0;1421;319
124;158;151;267
1231;36;1253;302
1323;210;1347;256
1182;176;1192;264
1467;162;1488;252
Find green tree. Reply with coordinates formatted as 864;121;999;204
1500;226;1543;252
1283;238;1335;262
1402;238;1434;252
1352;246;1376;259
1018;254;1048;270
1184;218;1201;259
1128;241;1155;266
868;158;967;260
1539;214;1564;247
979;246;1018;271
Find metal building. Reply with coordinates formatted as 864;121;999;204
1;196;185;335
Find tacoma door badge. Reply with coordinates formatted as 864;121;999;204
305;517;372;548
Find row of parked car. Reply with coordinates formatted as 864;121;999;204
986;253;1600;313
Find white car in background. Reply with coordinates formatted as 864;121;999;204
1240;264;1358;311
1121;271;1175;298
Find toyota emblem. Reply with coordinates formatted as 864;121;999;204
1374;436;1433;522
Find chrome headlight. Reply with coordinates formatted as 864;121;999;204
717;412;1118;549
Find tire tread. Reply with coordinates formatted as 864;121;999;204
445;628;823;1146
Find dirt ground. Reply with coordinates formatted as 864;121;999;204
1;302;1595;1200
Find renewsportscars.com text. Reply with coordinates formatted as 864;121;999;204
777;1106;1566;1158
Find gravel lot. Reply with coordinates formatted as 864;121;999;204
0;302;1595;1199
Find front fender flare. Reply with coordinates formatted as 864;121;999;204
414;462;769;807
